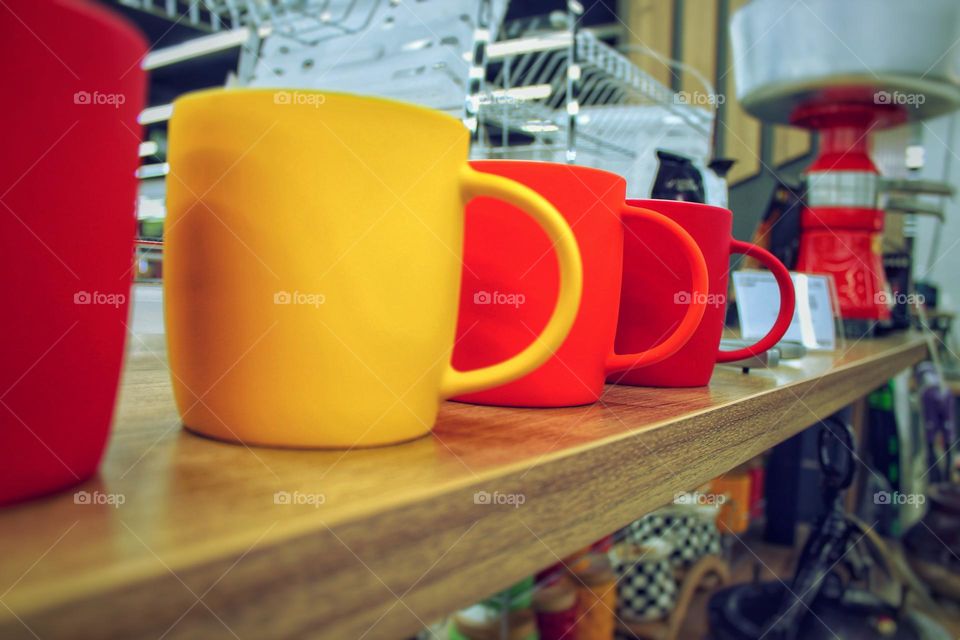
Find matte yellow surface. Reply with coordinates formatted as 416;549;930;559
164;89;582;448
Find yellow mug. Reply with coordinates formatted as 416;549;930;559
164;88;583;448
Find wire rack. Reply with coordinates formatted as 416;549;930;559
244;0;508;115
120;1;719;204
472;12;715;195
117;0;388;40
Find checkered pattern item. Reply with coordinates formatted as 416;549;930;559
622;512;721;568
615;554;677;622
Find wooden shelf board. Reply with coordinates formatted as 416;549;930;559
0;332;929;640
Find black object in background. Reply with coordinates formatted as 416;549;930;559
712;418;935;640
651;150;705;202
915;280;938;309
709;157;736;179
864;383;903;535
764;407;857;545
764;424;824;545
881;251;913;331
761;179;805;270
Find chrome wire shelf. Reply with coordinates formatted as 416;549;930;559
472;14;715;196
120;0;720;210
116;0;244;32
245;0;507;114
117;0;388;44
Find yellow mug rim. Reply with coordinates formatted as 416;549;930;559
171;86;467;135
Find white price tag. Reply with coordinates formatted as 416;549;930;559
732;271;838;351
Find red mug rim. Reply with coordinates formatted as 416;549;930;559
471;159;627;189
626;198;732;220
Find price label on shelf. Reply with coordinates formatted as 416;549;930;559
733;271;838;351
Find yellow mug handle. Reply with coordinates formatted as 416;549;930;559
440;165;584;398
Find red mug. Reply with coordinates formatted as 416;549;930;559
610;199;795;388
0;0;146;504
452;161;709;407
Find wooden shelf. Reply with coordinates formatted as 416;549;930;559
0;332;929;640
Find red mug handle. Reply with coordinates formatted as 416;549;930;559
716;240;796;363
605;205;709;373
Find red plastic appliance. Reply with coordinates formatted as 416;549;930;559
730;0;960;327
792;104;903;323
0;0;146;504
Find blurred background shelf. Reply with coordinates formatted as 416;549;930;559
0;332;928;640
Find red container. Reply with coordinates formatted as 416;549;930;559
611;199;795;388
453;161;708;407
0;0;146;504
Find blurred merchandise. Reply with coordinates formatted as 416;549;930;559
710;418;952;639
570;554;617;640
711;469;752;535
612;539;678;622
134;241;163;282
748;462;766;520
748;180;805;271
532;574;578;640
650;151;705;203
916;362;956;484
621;503;722;570
903;483;960;603
482;577;536;612
866;383;901;495
139;217;164;239
449;605;538;640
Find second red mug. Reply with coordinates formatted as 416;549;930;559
452;161;709;407
0;0;146;504
610;199;796;388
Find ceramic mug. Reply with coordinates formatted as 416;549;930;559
0;0;146;504
452;161;709;407
611;199;795;388
164;89;582;448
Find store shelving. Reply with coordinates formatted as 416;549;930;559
0;331;929;640
119;0;714;194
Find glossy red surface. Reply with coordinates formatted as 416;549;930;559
0;0;146;504
797;207;889;321
453;162;708;407
611;199;795;387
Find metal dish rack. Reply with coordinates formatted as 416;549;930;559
472;12;714;194
118;0;391;39
241;0;508;116
120;0;718;241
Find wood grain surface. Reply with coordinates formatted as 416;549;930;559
0;332;929;640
